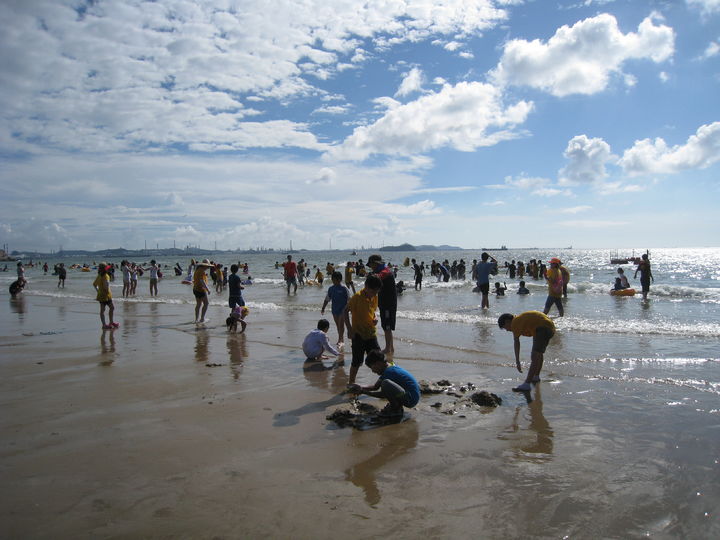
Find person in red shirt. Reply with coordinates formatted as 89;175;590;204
282;254;298;294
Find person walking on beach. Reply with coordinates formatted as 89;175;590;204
93;263;118;330
559;261;570;298
412;258;423;291
348;350;420;418
634;253;654;300
321;271;350;346
543;258;564;317
192;260;212;323
366;254;397;355
148;260;159;296
344;261;356;294
57;263;66;288
498;311;556;392
343;274;382;385
282;254;298;294
227;264;245;309
475;252;497;309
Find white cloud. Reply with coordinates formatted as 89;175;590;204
558;219;631;228
559;135;615;185
395;67;424;97
687;0;720;15
491;13;675;96
0;0;509;155
329;82;533;161
700;40;720;59
619;122;720;176
494;174;572;197
558;205;592;214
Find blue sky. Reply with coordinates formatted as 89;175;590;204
1;0;719;252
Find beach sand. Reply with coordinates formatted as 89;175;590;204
1;293;718;539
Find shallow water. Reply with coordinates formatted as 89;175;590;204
2;250;720;537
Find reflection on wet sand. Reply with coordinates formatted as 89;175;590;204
506;385;554;459
226;334;247;380
195;329;210;363
9;296;26;317
345;420;420;506
302;356;348;393
99;329;116;365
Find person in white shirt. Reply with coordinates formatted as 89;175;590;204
302;319;340;361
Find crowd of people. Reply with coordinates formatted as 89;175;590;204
9;250;655;413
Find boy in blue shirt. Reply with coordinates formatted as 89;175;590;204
321;271;350;346
349;350;420;417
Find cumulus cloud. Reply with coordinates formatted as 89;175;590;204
328;82;533;161
559;135;615;185
491;13;675;96
395;67;424;97
0;0;508;155
618;122;720;176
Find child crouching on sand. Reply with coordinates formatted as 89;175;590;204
348;350;420;417
302;319;340;361
226;306;249;333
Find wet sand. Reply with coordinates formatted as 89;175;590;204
1;293;718;538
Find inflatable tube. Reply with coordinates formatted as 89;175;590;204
81;267;91;272
610;288;636;296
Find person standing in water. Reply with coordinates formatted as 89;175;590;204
634;253;654;300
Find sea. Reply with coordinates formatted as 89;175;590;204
3;247;720;403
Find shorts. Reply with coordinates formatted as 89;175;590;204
150;278;158;284
532;326;554;354
228;295;245;308
285;277;297;286
478;282;489;295
543;295;563;313
379;306;396;331
351;334;380;367
98;299;113;307
193;289;207;299
640;277;650;293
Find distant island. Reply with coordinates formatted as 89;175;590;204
378;243;462;252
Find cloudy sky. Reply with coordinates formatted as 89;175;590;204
1;0;719;252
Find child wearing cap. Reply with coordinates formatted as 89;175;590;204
93;263;118;330
543;258;564;317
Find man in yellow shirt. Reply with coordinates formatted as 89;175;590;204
543;257;564;317
343;274;382;385
93;263;118;329
498;311;556;392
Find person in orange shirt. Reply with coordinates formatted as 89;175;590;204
343;274;382;385
498;311;556;392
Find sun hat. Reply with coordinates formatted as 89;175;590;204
549;257;561;264
366;254;384;267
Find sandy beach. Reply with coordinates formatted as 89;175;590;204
1;289;718;539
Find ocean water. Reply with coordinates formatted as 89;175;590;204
3;247;719;405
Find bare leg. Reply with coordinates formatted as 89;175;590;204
382;328;394;355
199;297;209;322
99;304;107;327
525;351;544;384
349;364;360;385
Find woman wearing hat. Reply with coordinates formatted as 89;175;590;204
543;258;564;317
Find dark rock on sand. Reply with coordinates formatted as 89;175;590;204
470;391;502;407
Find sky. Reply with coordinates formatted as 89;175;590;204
1;0;719;252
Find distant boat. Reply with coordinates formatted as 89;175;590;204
351;250;357;255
